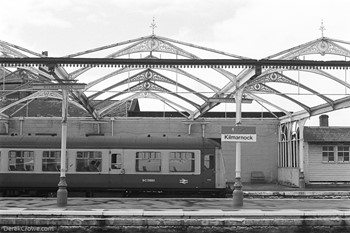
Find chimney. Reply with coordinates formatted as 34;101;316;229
319;114;329;127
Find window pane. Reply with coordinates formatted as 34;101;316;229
322;152;328;162
204;154;215;169
8;151;34;171
338;146;350;163
76;151;102;172
42;151;62;172
136;152;161;172
111;153;122;169
169;152;194;172
344;153;350;162
322;146;335;163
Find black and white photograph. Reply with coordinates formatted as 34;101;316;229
0;0;350;232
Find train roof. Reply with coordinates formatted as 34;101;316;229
0;136;221;149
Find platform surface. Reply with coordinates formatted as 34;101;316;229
1;197;349;214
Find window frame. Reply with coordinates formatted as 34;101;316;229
169;151;195;173
8;150;35;172
337;146;350;163
135;151;161;172
42;151;69;172
322;146;335;163
76;151;102;172
321;145;350;164
111;153;122;169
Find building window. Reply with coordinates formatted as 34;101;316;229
8;151;34;171
322;146;335;163
169;152;195;172
338;146;350;163
76;151;102;172
135;152;161;172
111;153;122;169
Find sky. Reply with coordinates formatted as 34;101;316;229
1;0;350;126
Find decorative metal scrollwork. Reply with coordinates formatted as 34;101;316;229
270;73;278;81
147;39;159;50
317;40;329;56
254;83;261;90
143;82;151;90
43;91;50;98
145;70;153;79
286;39;350;58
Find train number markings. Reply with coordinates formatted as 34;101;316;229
142;179;155;182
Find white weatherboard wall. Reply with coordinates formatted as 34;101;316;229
306;144;350;182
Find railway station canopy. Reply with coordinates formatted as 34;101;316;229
1;34;350;124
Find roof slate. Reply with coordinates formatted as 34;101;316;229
304;127;350;142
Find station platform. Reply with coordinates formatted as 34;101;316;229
242;182;350;198
1;197;350;233
1;183;349;233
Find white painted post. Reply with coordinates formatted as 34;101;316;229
57;88;68;207
233;88;243;207
298;118;307;189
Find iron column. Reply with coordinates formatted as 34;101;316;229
57;88;68;207
233;88;243;207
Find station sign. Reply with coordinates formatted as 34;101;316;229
221;126;256;142
31;83;86;90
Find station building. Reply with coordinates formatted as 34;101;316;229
304;115;350;184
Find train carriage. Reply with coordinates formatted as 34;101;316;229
0;136;226;197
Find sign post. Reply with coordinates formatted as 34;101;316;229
32;82;86;207
221;124;257;207
219;89;257;207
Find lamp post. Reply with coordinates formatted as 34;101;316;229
233;88;243;207
32;82;86;207
57;88;68;207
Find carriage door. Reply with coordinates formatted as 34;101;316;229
202;153;216;188
109;150;124;188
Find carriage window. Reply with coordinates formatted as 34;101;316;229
169;152;195;172
42;151;68;172
338;146;350;163
8;151;34;171
76;151;102;172
111;153;122;169
136;152;161;172
204;154;215;169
